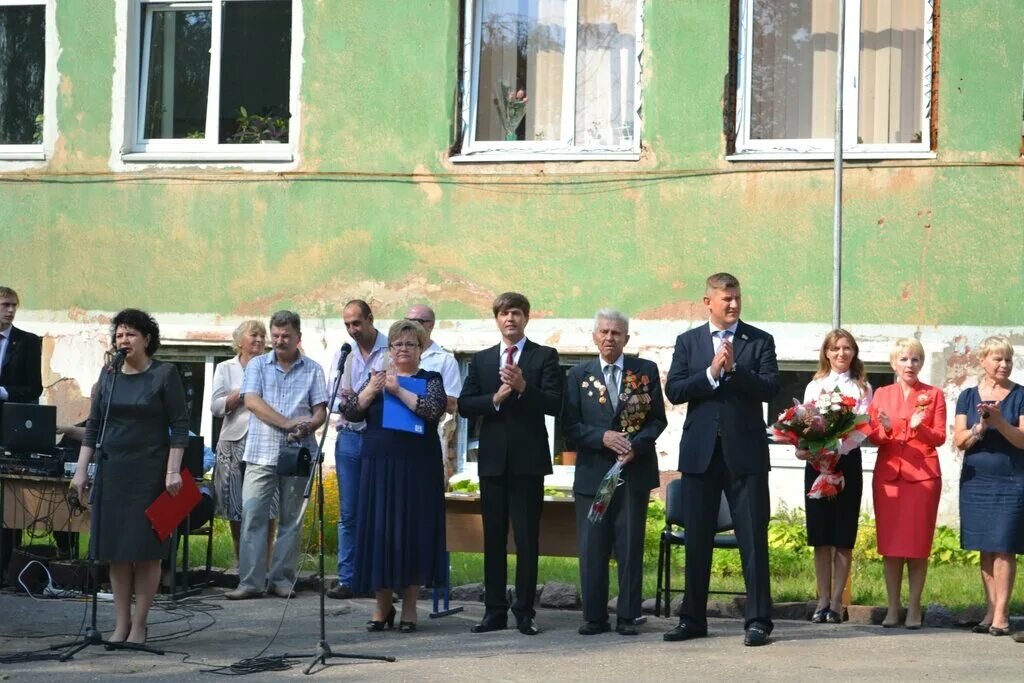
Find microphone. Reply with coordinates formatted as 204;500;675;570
107;348;128;374
336;343;352;372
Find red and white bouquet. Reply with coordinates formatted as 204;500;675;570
768;387;869;499
587;460;624;523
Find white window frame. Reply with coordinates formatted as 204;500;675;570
0;0;56;164
116;0;301;165
453;0;644;163
730;0;935;161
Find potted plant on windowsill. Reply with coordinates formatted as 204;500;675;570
229;106;289;144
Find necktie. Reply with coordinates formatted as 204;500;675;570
716;330;732;378
505;345;516;367
605;365;619;410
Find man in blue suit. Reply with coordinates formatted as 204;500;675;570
662;273;779;647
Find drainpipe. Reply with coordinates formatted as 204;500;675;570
832;0;846;331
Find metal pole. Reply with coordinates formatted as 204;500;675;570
832;0;846;330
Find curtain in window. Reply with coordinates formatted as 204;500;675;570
575;0;636;146
476;0;566;142
0;5;45;145
858;0;924;144
750;0;838;140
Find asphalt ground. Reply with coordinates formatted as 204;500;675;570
0;590;1022;681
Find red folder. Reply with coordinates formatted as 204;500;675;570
145;468;202;541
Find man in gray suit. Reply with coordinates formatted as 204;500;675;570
564;309;667;636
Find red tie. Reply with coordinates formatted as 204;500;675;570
505;345;516;367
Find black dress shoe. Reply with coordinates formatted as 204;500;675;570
615;619;639;636
518;618;540;636
809;609;828;624
663;622;707;642
578;621;611;636
744;623;770;647
470;617;507;634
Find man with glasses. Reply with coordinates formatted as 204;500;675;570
405;305;462;479
326;300;388;600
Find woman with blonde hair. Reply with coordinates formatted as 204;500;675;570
211;320;276;568
867;337;946;629
798;329;872;624
954;336;1024;636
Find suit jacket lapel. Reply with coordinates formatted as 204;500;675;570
0;329;16;372
731;321;749;363
698;324;715;366
584;358;615;418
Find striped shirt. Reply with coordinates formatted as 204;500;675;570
240;350;328;466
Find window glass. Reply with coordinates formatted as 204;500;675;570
475;0;567;142
858;0;924;144
142;9;212;140
575;0;637;146
0;4;45;145
219;0;291;143
750;0;838;141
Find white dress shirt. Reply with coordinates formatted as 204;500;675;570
803;370;873;415
705;320;740;389
420;340;462;398
330;328;389;430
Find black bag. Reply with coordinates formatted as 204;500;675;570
277;444;311;477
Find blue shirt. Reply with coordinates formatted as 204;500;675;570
240;351;328;466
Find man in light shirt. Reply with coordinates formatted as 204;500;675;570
225;311;327;600
405;304;463;479
326;300;388;599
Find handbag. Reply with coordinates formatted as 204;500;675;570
277;444;312;477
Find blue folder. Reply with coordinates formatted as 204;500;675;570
382;375;427;434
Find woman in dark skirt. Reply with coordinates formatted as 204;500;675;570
797;330;872;624
954;336;1024;636
71;309;189;645
341;319;446;633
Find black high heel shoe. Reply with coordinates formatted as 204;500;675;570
398;620;417;633
366;607;396;632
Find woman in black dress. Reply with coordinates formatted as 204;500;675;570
342;319;446;633
71;309;189;645
796;330;872;624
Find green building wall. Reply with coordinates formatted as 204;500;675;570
1;0;1021;326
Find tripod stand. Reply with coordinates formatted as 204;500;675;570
278;343;394;674
60;351;164;661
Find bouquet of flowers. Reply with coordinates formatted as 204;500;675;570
768;387;869;499
494;81;528;141
587;460;623;523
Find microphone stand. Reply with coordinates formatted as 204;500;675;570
59;352;164;661
279;344;395;674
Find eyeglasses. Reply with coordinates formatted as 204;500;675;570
390;342;420;350
405;317;434;325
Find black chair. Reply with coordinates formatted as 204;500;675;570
654;477;741;617
166;485;215;600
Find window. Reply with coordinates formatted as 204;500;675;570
731;0;934;160
0;0;48;160
455;0;643;162
161;345;234;444
123;0;297;162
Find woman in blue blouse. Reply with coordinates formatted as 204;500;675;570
954;336;1024;637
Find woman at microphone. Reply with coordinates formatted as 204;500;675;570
71;309;189;646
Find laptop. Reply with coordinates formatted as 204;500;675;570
1;403;57;456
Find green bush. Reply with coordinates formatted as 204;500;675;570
930;525;980;566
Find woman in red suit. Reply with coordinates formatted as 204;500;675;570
867;338;946;629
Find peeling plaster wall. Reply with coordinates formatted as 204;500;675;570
1;1;1022;520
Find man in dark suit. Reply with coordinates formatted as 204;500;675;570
564;309;666;636
662;273;779;647
0;286;42;407
459;292;563;635
0;286;44;581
